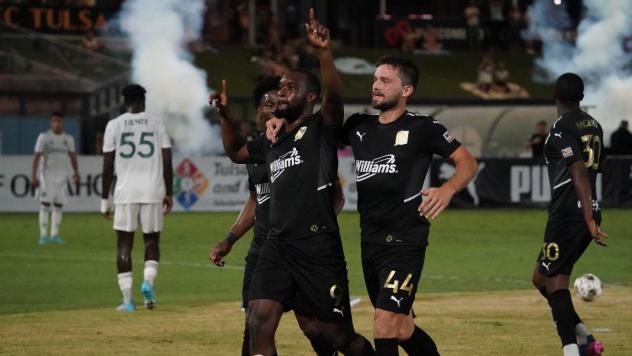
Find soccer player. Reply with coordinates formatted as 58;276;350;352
100;84;173;312
531;73;608;356
269;56;478;355
31;112;79;245
209;77;344;356
212;9;374;356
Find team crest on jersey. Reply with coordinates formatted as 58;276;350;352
443;131;455;143
561;147;574;158
270;147;303;182
394;130;409;146
294;126;307;141
355;154;398;182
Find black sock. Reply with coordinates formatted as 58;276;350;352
241;324;249;356
309;334;338;356
375;338;399;356
538;286;548;299
548;289;578;346
399;326;440;356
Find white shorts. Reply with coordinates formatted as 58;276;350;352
38;176;68;205
113;203;163;233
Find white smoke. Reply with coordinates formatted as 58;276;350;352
527;0;632;143
118;0;223;154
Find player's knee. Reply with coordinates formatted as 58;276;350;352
297;320;321;340
531;268;544;289
322;326;354;350
117;247;132;263
247;308;270;335
374;309;402;337
396;314;415;341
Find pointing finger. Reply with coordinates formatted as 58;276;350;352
222;79;227;94
309;8;315;22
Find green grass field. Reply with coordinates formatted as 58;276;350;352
1;209;630;355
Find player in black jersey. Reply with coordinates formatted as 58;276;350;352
211;9;374;356
531;73;608;356
266;56;478;355
209;77;343;356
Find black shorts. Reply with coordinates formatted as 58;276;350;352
362;241;427;314
241;236;265;307
536;220;592;277
248;233;351;322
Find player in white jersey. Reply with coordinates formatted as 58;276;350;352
100;84;173;312
31;112;79;245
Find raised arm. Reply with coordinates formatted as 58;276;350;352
419;146;478;219
305;8;343;128
210;80;251;163
569;161;608;246
209;191;257;267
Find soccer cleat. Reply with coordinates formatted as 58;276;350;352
141;281;157;310
580;336;604;356
38;236;49;245
50;236;65;244
116;301;136;312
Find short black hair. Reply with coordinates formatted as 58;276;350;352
51;111;64;118
554;73;584;104
253;76;280;108
122;84;146;106
288;68;321;98
376;55;419;89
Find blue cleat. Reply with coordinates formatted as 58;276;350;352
50;236;65;244
38;236;49;245
116;301;136;312
141;281;157;310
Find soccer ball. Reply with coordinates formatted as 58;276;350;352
573;273;603;302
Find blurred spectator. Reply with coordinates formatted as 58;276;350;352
239;120;256;142
81;31;104;51
487;0;506;50
421;25;443;52
526;121;547;158
464;0;481;49
493;61;510;92
237;4;249;43
477;55;494;92
400;22;421;53
508;4;525;51
610;120;632;155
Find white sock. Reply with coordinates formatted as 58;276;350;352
562;344;580;356
51;206;62;237
144;260;159;286
39;205;50;237
117;272;133;304
575;323;591;345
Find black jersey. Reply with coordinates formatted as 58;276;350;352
247;112;339;239
247;161;270;248
342;111;461;246
544;110;604;222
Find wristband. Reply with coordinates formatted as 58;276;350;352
225;232;239;245
100;199;110;214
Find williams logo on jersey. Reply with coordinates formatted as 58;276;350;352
355;154;398;182
270;147;303;183
255;183;271;204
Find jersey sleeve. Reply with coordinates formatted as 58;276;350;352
339;113;361;145
102;121;116;153
66;135;76;153
246;134;266;162
248;175;255;193
34;133;45;153
159;120;172;149
548;126;583;166
421;118;461;158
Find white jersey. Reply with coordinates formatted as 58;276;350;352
103;112;171;204
34;130;75;179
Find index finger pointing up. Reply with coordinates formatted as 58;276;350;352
222;79;227;94
309;8;315;21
